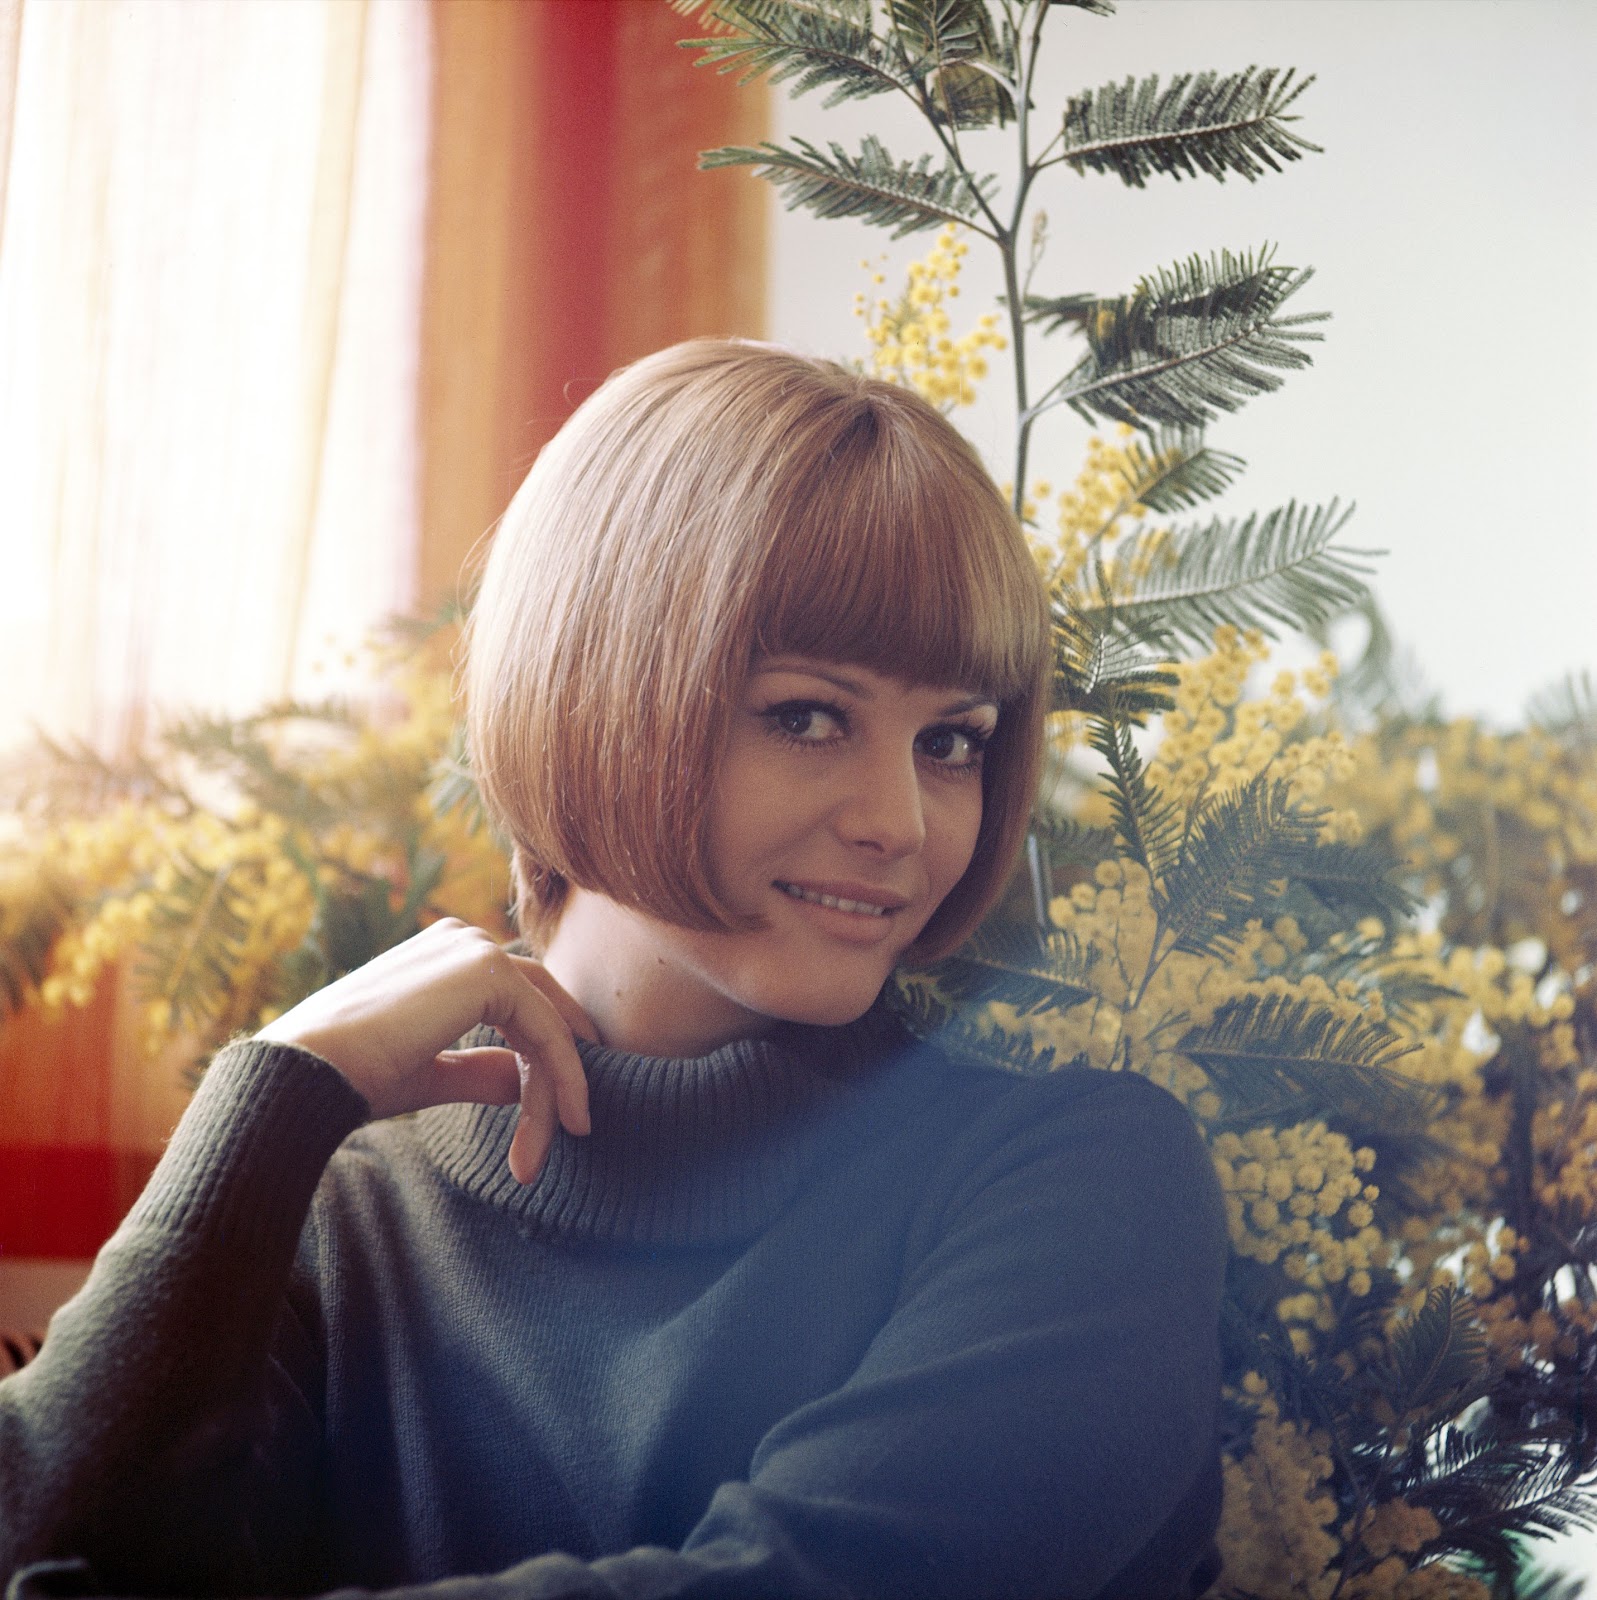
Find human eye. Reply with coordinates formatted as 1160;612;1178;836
762;699;848;747
916;722;991;776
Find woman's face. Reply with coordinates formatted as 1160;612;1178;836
544;655;996;1056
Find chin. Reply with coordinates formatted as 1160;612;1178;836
755;969;894;1030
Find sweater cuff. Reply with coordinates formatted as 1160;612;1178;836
120;1038;369;1257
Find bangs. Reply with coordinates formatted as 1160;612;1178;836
749;404;1044;700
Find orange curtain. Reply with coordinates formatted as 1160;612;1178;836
418;0;768;610
0;0;767;1265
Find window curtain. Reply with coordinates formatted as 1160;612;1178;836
418;0;768;608
0;0;767;1268
0;0;429;758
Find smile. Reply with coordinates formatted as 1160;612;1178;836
776;881;895;918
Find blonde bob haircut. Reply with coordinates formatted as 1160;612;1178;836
465;338;1051;964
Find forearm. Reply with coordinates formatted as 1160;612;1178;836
8;1532;841;1600
0;1041;368;1590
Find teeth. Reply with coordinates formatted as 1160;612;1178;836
778;882;891;917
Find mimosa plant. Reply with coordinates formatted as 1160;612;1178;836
0;619;510;1068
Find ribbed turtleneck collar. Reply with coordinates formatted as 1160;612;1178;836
418;1003;914;1248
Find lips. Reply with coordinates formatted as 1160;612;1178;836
774;880;910;918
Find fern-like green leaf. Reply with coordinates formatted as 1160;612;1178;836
1108;426;1246;514
1154;776;1322;957
921;921;1093;1016
1084;712;1183;879
1382;1426;1571;1584
1079;501;1373;649
1286;838;1418;925
429;727;496;840
1154;790;1436;1042
1371;968;1466;1028
678;0;905;108
134;854;253;1030
886;1;996;69
164;700;436;836
1021;290;1097;333
161;707;347;833
1032;247;1327;429
887;978;1060;1074
1378;1285;1491;1423
887;0;1014;127
1180;991;1435;1134
923;57;1011;129
1052;67;1319;187
1027;812;1118;872
1052;608;1176;721
277;849;443;1015
0;731;178;822
1046;0;1115;15
699;133;997;238
1516;1574;1589;1600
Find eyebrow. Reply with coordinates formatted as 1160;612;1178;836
755;662;999;719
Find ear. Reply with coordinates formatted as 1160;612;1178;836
510;846;567;956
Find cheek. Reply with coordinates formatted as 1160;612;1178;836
929;783;985;891
703;787;799;897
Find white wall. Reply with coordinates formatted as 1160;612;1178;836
766;0;1597;726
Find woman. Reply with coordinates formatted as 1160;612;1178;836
0;341;1227;1599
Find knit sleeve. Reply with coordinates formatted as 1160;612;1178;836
0;1039;371;1595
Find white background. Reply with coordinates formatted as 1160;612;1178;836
766;0;1597;727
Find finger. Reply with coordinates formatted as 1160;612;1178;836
504;954;601;1043
488;982;592;1139
508;1054;559;1185
432;1047;522;1107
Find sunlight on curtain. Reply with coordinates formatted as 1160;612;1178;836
0;0;429;757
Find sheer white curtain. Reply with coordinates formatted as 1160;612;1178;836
0;0;429;757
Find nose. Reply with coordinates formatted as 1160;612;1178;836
833;745;926;859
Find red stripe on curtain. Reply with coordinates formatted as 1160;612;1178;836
526;7;622;436
418;0;768;612
0;978;166;1257
0;1147;156;1259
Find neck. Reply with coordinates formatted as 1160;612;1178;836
540;890;774;1059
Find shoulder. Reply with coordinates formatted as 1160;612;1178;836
974;1057;1214;1177
294;1105;468;1283
874;1021;1214;1188
875;1034;1227;1285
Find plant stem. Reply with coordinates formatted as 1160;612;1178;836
1002;232;1029;517
1004;3;1050;517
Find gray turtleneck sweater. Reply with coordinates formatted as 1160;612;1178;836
0;1007;1227;1600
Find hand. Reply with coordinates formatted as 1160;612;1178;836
256;919;595;1183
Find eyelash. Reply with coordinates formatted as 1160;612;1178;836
760;700;992;777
